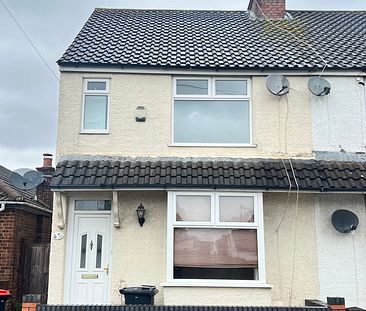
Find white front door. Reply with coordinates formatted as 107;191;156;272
69;214;111;304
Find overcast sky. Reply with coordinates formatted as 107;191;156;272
1;0;366;170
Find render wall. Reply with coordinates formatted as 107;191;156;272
311;77;366;153
48;191;318;306
56;72;313;160
315;194;366;308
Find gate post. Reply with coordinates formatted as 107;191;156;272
22;295;41;311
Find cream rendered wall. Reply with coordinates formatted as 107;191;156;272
48;195;67;304
110;191;167;305
263;193;319;306
56;72;313;160
315;194;366;308
48;191;319;306
311;77;366;153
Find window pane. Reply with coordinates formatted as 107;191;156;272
80;234;87;269
174;228;258;280
87;81;107;91
174;100;250;143
219;196;254;222
96;234;103;269
176;79;208;95
84;95;108;130
215;80;247;96
75;200;112;211
176;195;211;222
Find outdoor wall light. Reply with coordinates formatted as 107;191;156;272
135;106;146;122
136;203;146;227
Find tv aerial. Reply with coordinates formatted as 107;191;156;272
308;77;331;96
331;209;359;233
266;74;290;96
10;168;44;191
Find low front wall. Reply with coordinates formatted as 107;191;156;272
48;191;320;306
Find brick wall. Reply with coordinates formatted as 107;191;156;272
0;207;51;305
0;210;16;290
249;0;286;20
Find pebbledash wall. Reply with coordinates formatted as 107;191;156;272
56;72;313;160
315;194;366;309
311;77;366;153
48;191;319;306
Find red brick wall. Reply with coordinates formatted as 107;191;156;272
250;0;286;20
0;207;51;304
0;210;16;290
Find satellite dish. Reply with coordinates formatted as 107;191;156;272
10;168;44;190
266;74;290;96
308;77;331;96
331;209;359;233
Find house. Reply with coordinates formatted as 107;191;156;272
0;154;54;306
48;0;366;308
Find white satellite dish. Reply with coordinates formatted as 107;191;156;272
266;74;290;96
10;168;44;190
308;77;331;96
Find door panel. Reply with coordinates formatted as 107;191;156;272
70;215;111;304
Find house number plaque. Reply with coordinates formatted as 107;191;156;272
52;232;64;240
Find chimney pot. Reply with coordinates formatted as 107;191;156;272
42;153;53;168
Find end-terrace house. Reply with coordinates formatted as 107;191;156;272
48;0;366;308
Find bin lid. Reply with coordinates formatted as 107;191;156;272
0;289;11;296
119;286;157;295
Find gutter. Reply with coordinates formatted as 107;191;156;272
0;201;52;215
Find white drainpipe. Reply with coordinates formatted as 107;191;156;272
0;202;5;212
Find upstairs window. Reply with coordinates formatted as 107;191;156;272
82;79;109;132
173;77;251;146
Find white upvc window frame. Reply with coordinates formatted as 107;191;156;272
166;191;266;287
81;78;110;134
172;76;253;147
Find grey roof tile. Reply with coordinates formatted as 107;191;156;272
58;9;366;70
51;157;366;192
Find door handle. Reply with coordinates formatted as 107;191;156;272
104;264;109;275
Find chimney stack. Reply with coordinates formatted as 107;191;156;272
36;153;55;209
248;0;286;20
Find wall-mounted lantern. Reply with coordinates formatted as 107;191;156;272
136;203;146;227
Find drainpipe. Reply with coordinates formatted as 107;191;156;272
0;202;5;212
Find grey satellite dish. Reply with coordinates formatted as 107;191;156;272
308;77;331;96
10;168;44;190
266;74;290;96
331;209;359;233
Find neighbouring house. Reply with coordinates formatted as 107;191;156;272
0;154;54;306
48;0;366;308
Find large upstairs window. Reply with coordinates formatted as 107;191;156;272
173;77;251;146
82;79;109;133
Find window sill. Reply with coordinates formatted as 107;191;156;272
79;131;110;135
168;143;257;148
160;281;272;288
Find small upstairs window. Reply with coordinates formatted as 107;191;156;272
82;79;110;132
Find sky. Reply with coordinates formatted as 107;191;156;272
1;0;366;170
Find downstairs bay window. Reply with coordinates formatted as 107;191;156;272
167;192;265;286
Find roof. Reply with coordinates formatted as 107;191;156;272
58;9;366;70
51;157;366;192
0;165;50;210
